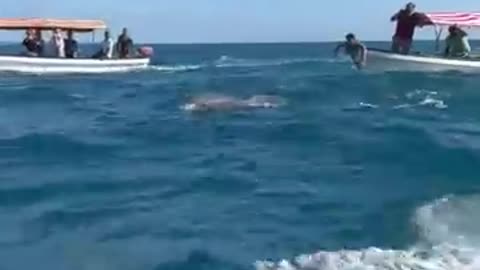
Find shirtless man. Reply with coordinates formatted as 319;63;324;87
334;33;367;69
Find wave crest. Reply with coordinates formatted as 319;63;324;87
255;195;480;270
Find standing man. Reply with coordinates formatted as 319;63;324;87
116;28;134;58
64;30;79;58
390;2;426;54
45;29;65;58
92;30;114;59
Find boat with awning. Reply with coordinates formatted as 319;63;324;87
367;12;480;72
0;18;152;74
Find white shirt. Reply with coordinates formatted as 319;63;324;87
101;38;114;58
45;33;65;58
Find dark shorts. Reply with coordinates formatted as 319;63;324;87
392;36;412;54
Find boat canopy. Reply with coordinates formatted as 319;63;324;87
424;12;480;27
0;18;106;32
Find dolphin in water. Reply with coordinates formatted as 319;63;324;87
182;94;286;112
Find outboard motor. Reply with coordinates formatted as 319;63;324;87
138;46;154;57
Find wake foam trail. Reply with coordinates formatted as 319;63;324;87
255;195;480;270
148;64;203;72
213;55;329;68
149;55;334;73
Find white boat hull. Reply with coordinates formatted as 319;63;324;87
0;55;150;74
366;49;480;72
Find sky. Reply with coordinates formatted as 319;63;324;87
1;0;479;43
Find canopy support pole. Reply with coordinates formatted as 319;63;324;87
434;26;443;53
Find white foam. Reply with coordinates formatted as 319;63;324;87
69;93;87;100
213;55;328;68
148;64;203;72
420;97;448;109
255;195;480;270
394;89;448;110
406;89;439;100
359;102;379;109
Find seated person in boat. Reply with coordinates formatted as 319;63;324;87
334;33;367;69
92;30;114;59
444;25;471;58
116;27;134;58
390;2;428;54
64;30;79;58
44;29;65;58
22;29;44;57
22;29;38;56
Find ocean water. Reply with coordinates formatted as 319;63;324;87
0;42;480;270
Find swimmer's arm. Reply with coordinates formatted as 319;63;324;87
334;43;345;57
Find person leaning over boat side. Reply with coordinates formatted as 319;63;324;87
64;30;79;58
92;30;114;59
116;27;134;58
444;25;471;58
22;29;38;57
390;2;426;54
334;33;367;69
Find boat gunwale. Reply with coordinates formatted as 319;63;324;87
0;54;151;65
367;48;480;67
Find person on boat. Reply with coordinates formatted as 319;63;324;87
390;2;427;54
93;30;114;59
45;29;65;58
334;33;367;69
34;29;45;56
22;29;39;57
444;25;471;58
116;28;134;58
64;30;79;58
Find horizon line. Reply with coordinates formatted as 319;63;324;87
0;39;446;45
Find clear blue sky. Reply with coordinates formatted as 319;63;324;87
0;0;479;43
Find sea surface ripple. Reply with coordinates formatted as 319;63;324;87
0;42;479;270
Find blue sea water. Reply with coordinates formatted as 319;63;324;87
0;42;480;270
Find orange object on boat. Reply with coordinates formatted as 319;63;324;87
0;18;106;32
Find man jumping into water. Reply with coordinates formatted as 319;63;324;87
334;33;367;69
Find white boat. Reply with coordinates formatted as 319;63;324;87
365;12;480;72
0;18;151;74
367;49;480;72
0;55;150;74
